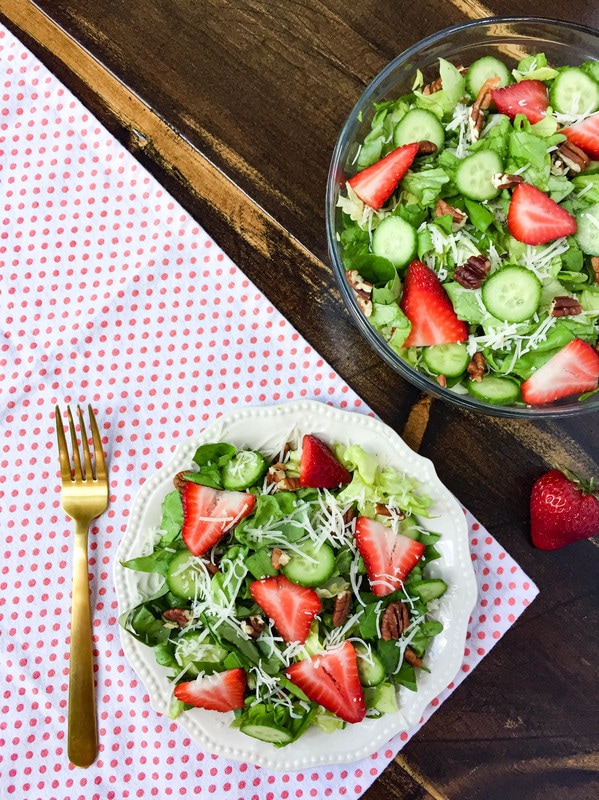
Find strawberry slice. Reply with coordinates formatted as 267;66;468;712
347;142;419;210
563;111;599;159
181;482;256;556
521;338;599;405
299;434;352;489
507;183;577;245
285;641;366;723
173;668;247;712
249;574;322;644
400;259;468;347
490;79;548;124
355;516;425;597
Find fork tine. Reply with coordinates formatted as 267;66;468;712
55;405;73;482
67;405;84;480
87;404;107;483
76;405;94;481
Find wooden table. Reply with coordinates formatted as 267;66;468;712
2;1;598;798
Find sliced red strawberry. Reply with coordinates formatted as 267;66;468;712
249;574;322;644
507;183;577;245
355;516;425;597
563;111;599;159
299;434;352;489
521;338;599;405
285;641;366;723
490;79;548;124
347;142;419;210
173;668;247;712
181;482;256;556
400;259;468;347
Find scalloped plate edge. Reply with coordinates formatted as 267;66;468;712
114;400;478;770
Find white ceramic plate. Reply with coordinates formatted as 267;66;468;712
114;400;477;770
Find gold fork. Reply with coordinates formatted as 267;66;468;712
55;404;109;768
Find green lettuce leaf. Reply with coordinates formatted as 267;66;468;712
400;167;450;206
414;59;466;118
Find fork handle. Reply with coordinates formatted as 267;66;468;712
68;519;97;768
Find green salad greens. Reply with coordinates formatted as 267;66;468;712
337;52;599;407
120;435;448;747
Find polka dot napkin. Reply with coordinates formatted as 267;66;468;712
0;23;539;800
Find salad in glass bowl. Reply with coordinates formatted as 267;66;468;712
327;17;599;417
114;401;476;769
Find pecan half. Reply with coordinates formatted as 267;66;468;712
554;140;591;175
404;646;423;669
422;64;466;95
332;591;352;628
374;502;406;520
346;269;373;317
550;296;583;317
453;255;491;289
435;198;467;231
381;601;410;641
162;608;194;628
422;75;443;96
173;471;190;491
592;257;599;285
266;463;301;492
201;556;220;576
417;140;438;156
271;547;290;570
241;615;266;638
469;76;501;140
467;351;485;382
374;503;393;517
491;172;524;190
342;506;357;525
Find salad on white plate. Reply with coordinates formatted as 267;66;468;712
114;402;476;769
337;52;599;407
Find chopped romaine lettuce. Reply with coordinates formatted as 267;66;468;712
120;437;447;746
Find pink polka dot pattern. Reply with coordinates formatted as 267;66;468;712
0;23;539;800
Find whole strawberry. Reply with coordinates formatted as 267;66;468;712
530;469;599;550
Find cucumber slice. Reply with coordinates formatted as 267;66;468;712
239;722;294;745
371;215;417;269
411;578;448;603
174;631;228;677
221;449;266;490
422;342;470;377
393;108;445;150
166;548;205;600
354;643;386;687
281;540;335;587
574;202;599;255
481;265;541;323
455;150;502;202
466;55;511;98
549;67;599;115
467;375;521;406
364;682;398;715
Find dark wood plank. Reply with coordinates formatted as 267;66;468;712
1;2;599;798
17;0;599;263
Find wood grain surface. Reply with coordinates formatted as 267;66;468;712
1;1;598;798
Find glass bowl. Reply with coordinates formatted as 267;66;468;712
326;17;599;418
